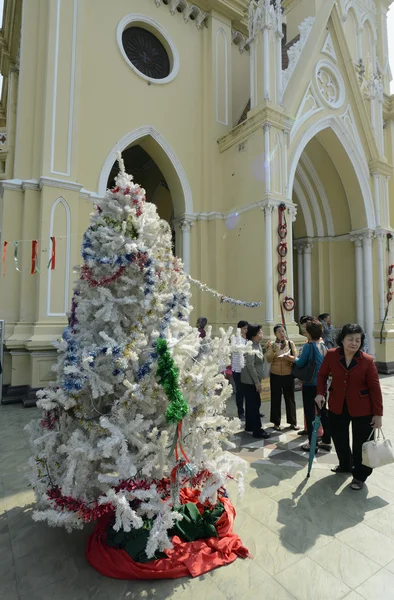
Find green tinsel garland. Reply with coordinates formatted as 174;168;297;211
155;338;189;424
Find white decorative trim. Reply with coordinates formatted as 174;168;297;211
290;82;324;143
215;28;229;126
301;152;335;237
339;104;362;147
47;197;71;317
98;125;193;214
50;0;78;177
282;17;315;95
315;59;345;110
296;233;352;243
40;176;83;192
1;179;23;191
116;14;180;85
293;178;314;238
22;180;40;191
321;32;338;63
288;115;375;229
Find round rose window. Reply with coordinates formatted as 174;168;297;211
122;27;170;80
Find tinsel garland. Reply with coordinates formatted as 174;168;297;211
186;274;262;308
155;338;189;424
45;470;216;522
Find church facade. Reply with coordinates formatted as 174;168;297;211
0;0;393;404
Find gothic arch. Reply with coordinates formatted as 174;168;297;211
288;115;375;230
47;196;71;317
98;126;193;216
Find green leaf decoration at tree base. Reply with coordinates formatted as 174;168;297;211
105;501;225;563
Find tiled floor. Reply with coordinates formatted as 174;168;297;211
2;377;394;599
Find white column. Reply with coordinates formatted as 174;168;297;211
373;172;381;227
295;243;304;317
263;28;270;99
351;235;365;327
362;231;375;356
287;205;297;322
263;203;274;323
264;124;271;193
384;176;390;225
179;219;192;274
276;31;282;103
283;131;288;197
303;241;313;316
377;231;385;321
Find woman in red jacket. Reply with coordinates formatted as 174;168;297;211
316;323;383;490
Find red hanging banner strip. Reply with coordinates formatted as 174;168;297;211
2;241;8;276
47;237;56;270
31;240;40;274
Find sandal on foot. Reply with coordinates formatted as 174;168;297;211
301;443;318;453
318;442;332;451
273;425;282;431
331;465;352;474
291;425;300;431
350;479;364;490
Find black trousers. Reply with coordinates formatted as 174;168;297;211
243;383;262;434
232;372;244;417
329;401;373;482
302;385;330;444
269;373;297;427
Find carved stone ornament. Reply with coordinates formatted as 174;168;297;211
154;0;208;30
232;30;250;53
248;0;283;39
282;17;315;94
317;68;338;105
314;60;345;110
359;55;384;102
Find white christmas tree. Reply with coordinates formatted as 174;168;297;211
26;156;247;558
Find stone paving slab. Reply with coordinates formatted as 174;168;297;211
1;380;394;599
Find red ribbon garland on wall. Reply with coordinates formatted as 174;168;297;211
277;204;295;320
2;241;8;276
48;237;56;270
380;233;394;344
31;240;40;274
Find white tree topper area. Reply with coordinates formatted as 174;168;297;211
26;156;248;558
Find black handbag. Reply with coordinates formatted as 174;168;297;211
292;343;316;384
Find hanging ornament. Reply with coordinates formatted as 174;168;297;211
278;224;288;239
277;242;288;257
2;241;7;276
283;296;295;311
277;279;287;294
277;261;287;276
47;237;56;270
13;241;21;272
31;240;40;274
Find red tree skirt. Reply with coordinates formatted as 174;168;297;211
86;488;249;579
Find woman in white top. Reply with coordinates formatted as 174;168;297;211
231;320;248;419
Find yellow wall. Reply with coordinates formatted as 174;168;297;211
2;0;394;392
